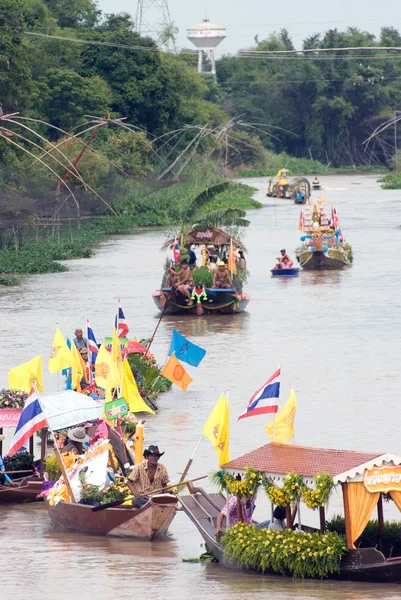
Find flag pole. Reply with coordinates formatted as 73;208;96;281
271;363;281;443
178;433;204;484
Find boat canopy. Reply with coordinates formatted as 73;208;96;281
223;443;401;549
40;390;103;431
222;443;384;485
162;227;246;251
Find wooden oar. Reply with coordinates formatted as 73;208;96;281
91;475;207;512
0;485;31;493
1;470;35;475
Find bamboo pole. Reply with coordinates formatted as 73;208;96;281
178;434;204;484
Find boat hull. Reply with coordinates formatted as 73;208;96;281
152;288;250;315
46;494;177;540
0;477;44;504
294;198;306;205
297;250;347;271
180;491;401;583
271;268;299;277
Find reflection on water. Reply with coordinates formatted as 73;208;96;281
1;175;401;600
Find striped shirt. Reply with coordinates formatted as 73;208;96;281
128;461;170;497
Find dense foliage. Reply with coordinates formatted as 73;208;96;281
223;523;347;579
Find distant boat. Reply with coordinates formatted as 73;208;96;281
296;198;352;271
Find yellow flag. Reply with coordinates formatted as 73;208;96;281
111;327;123;373
227;238;237;276
203;393;230;466
48;326;73;373
8;354;43;393
71;342;86;392
121;363;155;415
266;386;297;443
94;344;120;390
160;353;192;391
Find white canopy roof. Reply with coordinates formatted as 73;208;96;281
334;453;401;483
40;390;103;431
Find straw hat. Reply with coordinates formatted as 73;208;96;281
217;261;226;267
67;427;90;443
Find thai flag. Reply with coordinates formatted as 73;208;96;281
86;318;98;365
115;298;129;338
8;388;47;456
238;368;280;420
172;237;181;264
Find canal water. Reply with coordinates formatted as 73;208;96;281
0;174;400;599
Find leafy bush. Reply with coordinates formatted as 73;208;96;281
45;453;62;482
326;515;401;546
3;451;35;474
192;266;213;288
223;523;346;579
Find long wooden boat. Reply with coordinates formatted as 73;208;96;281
45;493;177;540
0;476;44;504
153;286;250;315
179;488;401;583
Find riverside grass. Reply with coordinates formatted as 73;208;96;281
222;523;347;579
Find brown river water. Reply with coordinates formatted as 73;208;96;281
0;174;400;599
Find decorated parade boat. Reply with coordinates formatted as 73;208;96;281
266;169;310;204
153;227;250;316
180;443;401;583
295;199;353;270
38;390;178;541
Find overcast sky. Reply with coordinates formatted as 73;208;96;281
97;0;401;55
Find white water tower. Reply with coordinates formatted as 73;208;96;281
186;19;226;75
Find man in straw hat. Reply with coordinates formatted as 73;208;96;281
61;426;91;455
127;445;171;508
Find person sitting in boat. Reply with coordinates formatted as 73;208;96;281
207;256;217;273
313;177;320;186
268;505;287;530
61;427;91;455
0;436;16;487
296;189;305;201
170;259;194;306
275;249;293;269
214;494;256;538
213;261;233;289
127;445;171;509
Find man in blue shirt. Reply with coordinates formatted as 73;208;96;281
73;328;88;351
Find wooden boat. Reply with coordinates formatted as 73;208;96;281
46;493;177;540
0;475;43;504
180;444;401;583
153;286;250;315
271;267;299;277
296;198;352;271
155;227;250;316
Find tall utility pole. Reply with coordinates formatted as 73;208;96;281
135;0;176;50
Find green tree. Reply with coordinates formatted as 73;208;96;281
39;68;111;131
43;0;100;28
0;0;36;111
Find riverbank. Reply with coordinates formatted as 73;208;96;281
0;182;261;286
235;152;386;177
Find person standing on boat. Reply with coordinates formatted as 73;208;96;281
214;494;256;537
73;328;88;352
127;445;171;509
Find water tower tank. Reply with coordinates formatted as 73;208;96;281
187;19;226;75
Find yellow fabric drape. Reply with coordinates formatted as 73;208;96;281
390;491;401;512
346;482;380;547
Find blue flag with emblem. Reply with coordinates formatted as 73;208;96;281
168;330;206;367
